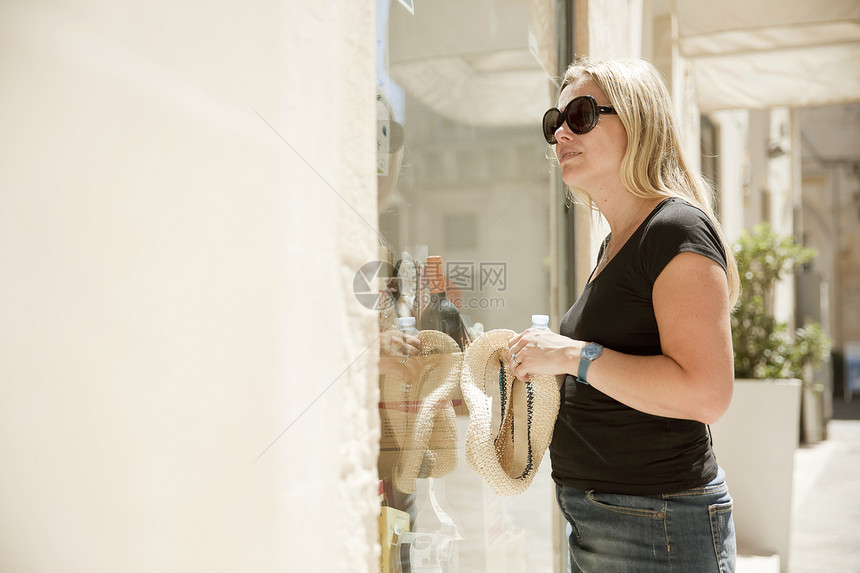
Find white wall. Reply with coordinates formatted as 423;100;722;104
0;1;379;571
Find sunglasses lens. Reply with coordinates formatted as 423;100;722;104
542;97;602;143
567;97;597;134
542;109;562;144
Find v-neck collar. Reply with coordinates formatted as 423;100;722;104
585;197;676;286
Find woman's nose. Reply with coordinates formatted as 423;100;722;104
555;122;574;143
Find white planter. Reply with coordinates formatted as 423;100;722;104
709;379;801;573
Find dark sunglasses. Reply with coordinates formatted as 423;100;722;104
542;95;617;144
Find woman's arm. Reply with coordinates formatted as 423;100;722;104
508;251;734;424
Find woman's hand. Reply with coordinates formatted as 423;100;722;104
380;329;421;357
506;328;581;382
379;329;422;377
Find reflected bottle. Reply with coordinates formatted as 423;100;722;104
418;255;463;349
397;316;419;336
391;259;415;320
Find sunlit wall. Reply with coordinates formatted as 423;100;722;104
0;1;379;571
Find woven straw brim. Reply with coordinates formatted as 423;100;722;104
379;330;462;494
460;329;560;496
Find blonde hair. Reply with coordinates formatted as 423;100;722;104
559;57;739;305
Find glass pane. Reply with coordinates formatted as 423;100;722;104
376;1;558;571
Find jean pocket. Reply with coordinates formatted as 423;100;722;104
708;501;736;572
585;491;666;519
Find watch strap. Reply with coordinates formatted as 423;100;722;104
577;357;591;385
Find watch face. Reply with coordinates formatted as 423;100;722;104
583;344;602;360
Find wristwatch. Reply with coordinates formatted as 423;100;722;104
577;342;603;385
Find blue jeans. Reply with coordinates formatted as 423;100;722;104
555;467;736;572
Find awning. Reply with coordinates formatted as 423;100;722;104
675;0;860;111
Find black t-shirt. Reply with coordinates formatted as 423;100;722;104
552;197;727;495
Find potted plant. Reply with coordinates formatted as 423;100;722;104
730;222;831;385
710;222;831;572
730;222;833;441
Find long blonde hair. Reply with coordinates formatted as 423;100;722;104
559;57;739;305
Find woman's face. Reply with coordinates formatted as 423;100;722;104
553;79;627;192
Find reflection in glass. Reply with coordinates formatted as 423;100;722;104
376;0;557;570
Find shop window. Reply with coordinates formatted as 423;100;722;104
375;0;559;571
444;213;477;250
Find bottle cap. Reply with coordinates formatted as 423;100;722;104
531;314;550;328
397;316;416;328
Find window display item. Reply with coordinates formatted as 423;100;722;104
392;530;457;573
377;91;404;178
460;329;560;496
398;316;419;336
379;506;411;573
379;330;463;495
396;253;417;317
418;256;464;350
390;479;461;572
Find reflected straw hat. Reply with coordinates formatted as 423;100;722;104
379;330;462;494
460;329;560;496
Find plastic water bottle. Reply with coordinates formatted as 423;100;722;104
531;314;551;331
398;316;419;336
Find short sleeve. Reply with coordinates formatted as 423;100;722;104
637;200;727;284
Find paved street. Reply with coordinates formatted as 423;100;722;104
788;400;860;573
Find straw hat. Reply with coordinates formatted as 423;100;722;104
379;330;462;494
460;329;560;496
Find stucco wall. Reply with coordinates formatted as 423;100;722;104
0;1;379;571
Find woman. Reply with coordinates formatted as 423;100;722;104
507;57;739;572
